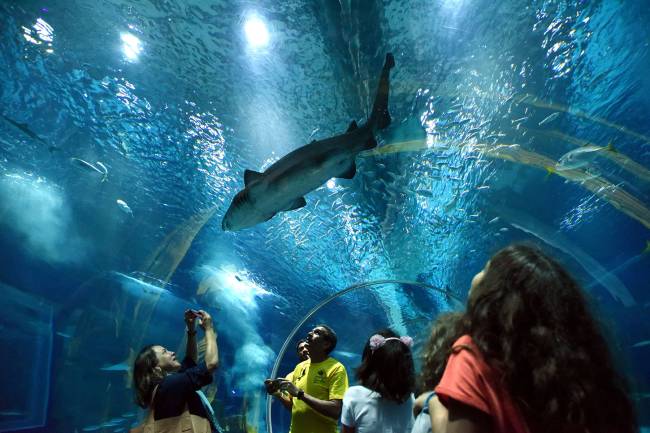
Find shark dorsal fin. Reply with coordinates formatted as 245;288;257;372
346;120;358;132
244;169;264;186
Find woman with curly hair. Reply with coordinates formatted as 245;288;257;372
411;312;465;433
341;329;416;433
435;244;637;433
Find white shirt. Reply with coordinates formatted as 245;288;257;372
341;385;414;433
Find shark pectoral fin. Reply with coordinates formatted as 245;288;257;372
285;197;307;212
337;162;357;179
244;169;264;186
346;120;358;132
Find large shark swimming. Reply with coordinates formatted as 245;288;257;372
222;53;395;231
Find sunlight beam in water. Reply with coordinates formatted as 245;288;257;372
244;15;270;48
120;32;142;62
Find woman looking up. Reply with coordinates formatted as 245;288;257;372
133;309;220;432
435;244;637;433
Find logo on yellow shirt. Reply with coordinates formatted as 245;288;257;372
313;369;326;384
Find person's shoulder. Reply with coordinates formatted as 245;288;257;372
453;335;489;362
452;334;473;346
326;357;345;368
444;335;492;384
344;385;374;401
156;374;178;395
346;385;371;395
451;334;481;354
296;359;310;369
292;359;309;374
327;358;348;374
348;385;379;396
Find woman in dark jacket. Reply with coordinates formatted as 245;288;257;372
133;309;219;432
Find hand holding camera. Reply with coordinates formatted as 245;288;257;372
264;378;282;395
184;309;199;328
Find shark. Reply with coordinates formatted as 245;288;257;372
222;53;395;231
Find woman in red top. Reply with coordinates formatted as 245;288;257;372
435;244;637;433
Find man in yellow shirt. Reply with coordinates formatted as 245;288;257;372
267;339;310;410
279;325;349;433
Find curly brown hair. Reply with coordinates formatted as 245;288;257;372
417;311;465;394
467;244;636;433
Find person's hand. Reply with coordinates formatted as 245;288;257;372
264;379;281;395
278;379;300;397
184;309;198;329
195;310;213;331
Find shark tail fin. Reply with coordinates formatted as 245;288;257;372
368;53;394;131
544;165;556;180
606;141;618;153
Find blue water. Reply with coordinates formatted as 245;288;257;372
0;0;648;432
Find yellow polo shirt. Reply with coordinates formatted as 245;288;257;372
289;357;348;433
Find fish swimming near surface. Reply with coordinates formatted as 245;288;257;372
70;158;108;182
538;112;561;126
116;199;133;216
222;53;396;231
555;142;616;171
0;113;50;147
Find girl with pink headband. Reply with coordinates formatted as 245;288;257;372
340;329;416;433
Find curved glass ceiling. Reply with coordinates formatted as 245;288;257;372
0;0;648;431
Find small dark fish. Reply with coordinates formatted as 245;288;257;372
1;114;48;146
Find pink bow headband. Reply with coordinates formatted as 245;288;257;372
369;334;414;352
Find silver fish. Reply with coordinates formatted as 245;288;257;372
555;144;614;171
116;199;133;216
538;112;560;126
71;158;108;182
